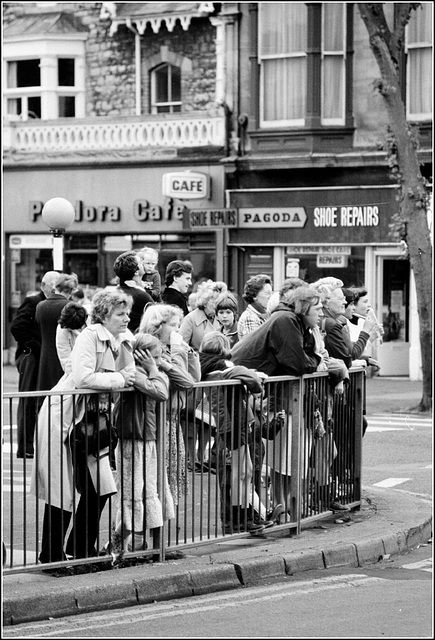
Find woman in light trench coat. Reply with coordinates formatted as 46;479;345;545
31;290;136;563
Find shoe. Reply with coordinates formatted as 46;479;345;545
201;461;217;475
267;503;284;524
165;550;186;560
246;520;265;534
329;501;350;511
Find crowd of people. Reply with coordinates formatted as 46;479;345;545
10;247;384;564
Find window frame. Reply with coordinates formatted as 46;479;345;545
405;3;432;122
321;3;346;126
3;38;86;121
258;2;348;129
150;62;182;115
258;3;307;128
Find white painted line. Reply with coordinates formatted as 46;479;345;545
402;558;432;573
2;443;18;453
373;478;411;488
366;426;405;432
2;485;29;493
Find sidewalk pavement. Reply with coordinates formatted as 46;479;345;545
2;367;432;626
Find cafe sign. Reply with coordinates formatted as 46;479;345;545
162;171;210;200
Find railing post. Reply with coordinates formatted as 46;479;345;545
154;400;166;562
290;377;303;535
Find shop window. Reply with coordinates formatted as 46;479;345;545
258;2;347;127
406;3;432;121
151;63;182;114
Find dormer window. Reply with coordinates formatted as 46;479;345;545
3;12;87;120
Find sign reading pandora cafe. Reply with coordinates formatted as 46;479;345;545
3;166;224;235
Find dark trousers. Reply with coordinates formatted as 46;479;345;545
15;351;39;457
40;469;108;563
39;504;71;563
65;468;108;559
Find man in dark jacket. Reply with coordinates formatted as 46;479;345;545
35;273;78;393
113;251;154;333
10;271;60;458
162;260;193;316
231;286;322;376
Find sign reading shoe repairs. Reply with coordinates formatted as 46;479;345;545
227;185;399;244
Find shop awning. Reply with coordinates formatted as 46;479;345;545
3;12;87;38
100;2;216;36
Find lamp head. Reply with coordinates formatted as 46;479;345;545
41;198;75;234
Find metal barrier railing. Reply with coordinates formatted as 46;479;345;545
2;369;365;573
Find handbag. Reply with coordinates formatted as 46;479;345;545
69;394;118;459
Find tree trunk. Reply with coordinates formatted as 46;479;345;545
358;3;432;411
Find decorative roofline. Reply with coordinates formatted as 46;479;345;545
100;2;215;36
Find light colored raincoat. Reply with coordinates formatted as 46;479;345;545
30;323;135;511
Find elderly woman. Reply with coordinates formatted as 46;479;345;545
179;280;221;351
139;304;200;503
237;274;273;340
179;281;222;470
31;290;136;564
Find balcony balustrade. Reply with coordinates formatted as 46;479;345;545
3;112;227;163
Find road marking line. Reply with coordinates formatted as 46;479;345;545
402;559;432;573
1;574;384;637
373;478;411;488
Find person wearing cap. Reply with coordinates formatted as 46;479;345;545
10;270;61;458
162;260;193;316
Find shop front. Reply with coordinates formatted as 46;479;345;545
222;185;417;379
3;163;225;360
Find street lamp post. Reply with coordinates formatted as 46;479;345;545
41;197;75;271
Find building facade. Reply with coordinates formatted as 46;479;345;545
2;2;432;379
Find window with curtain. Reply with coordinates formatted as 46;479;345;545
406;3;432;121
151;63;182;114
321;3;346;124
259;2;347;128
259;3;307;126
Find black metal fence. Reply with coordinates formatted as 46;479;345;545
2;369;365;573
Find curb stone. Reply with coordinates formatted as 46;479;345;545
322;543;358;568
2;518;432;626
233;555;286;586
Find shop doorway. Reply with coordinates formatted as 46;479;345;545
376;256;410;376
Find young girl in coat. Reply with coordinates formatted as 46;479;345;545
111;334;175;563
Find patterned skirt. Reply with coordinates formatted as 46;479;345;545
166;415;189;505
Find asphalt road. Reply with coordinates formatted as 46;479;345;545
3;543;432;638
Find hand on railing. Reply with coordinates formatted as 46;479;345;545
120;368;136;387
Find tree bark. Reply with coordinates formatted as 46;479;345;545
358;3;432;411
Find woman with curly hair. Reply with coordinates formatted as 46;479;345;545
237;274;273;340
